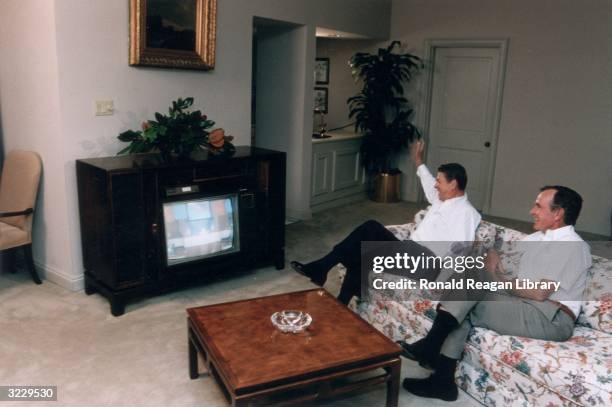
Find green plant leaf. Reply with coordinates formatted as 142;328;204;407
117;130;141;142
116;97;233;157
347;41;423;173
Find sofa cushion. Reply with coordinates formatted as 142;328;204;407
474;221;498;251
459;336;611;406
457;350;593;407
466;325;612;404
496;224;528;242
578;255;612;333
385;208;428;241
354;296;435;342
387;210;499;244
385;223;416;241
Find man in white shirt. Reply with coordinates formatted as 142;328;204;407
290;140;481;304
410;140;482;257
400;185;591;401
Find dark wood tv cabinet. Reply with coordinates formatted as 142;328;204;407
76;147;286;316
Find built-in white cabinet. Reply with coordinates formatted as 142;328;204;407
311;133;366;211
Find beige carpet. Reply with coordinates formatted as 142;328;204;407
0;201;481;406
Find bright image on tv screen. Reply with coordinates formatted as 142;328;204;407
163;195;239;266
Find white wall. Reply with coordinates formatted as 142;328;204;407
0;0;75;286
0;0;390;288
255;23;315;220
392;0;612;235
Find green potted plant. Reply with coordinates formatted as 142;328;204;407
348;41;422;202
117;97;235;159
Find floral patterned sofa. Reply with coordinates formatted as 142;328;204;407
351;210;612;406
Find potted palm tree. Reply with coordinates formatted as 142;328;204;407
348;41;422;202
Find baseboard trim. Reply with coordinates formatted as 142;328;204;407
34;261;84;292
286;207;313;221
310;192;367;213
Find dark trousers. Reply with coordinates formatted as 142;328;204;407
335;220;440;301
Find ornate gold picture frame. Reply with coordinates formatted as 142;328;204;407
129;0;217;70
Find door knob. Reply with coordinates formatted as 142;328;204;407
484;142;491;148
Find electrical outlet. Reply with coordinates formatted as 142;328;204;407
95;100;114;116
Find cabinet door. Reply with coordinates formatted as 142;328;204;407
311;150;332;198
332;146;361;191
110;172;148;287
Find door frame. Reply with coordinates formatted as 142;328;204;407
416;39;509;213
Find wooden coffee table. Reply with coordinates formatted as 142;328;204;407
187;289;401;406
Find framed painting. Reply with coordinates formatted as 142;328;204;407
129;0;217;70
314;87;328;113
314;58;330;84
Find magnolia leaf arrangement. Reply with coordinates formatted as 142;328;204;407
348;41;423;174
117;97;235;158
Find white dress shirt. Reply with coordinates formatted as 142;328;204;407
517;225;592;318
410;164;481;256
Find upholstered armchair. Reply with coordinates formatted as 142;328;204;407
0;150;42;284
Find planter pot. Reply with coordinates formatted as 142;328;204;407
371;171;401;203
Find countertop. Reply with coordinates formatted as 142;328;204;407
312;129;363;144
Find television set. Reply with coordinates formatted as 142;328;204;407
162;193;240;266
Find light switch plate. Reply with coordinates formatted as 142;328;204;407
95;100;114;116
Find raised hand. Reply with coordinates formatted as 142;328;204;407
410;139;425;167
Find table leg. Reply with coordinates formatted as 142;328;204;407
386;358;401;407
232;396;249;407
188;332;199;379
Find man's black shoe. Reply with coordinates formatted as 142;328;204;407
396;339;437;370
290;261;325;286
290;261;309;277
402;375;458;401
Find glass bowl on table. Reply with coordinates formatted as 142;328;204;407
270;310;312;333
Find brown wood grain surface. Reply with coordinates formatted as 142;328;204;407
187;289;401;392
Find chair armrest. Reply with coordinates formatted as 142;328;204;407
0;208;33;217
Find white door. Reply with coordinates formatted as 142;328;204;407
426;45;505;210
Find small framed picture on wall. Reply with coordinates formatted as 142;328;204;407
314;87;328;113
314;58;330;84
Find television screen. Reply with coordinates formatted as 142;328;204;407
163;194;240;266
